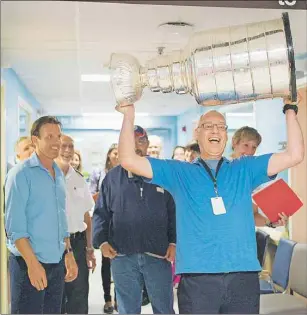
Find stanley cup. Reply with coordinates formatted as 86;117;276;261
110;12;296;107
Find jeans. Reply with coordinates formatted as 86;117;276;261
178;272;260;314
9;254;65;314
62;232;89;314
111;254;174;314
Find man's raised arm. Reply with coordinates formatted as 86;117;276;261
268;97;304;176
117;104;153;179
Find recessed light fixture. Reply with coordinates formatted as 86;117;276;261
81;74;110;82
157;21;194;43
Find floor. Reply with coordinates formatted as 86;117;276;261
88;250;179;314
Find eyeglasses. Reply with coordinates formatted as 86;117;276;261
198;123;228;131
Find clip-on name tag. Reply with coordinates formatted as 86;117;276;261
199;158;227;216
211;183;226;215
211;196;226;215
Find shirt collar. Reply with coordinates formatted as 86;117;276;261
28;152;62;176
125;169;142;182
28;152;43;168
65;165;75;179
193;157;230;165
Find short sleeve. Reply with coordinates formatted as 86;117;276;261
245;154;277;191
144;157;179;194
82;178;95;213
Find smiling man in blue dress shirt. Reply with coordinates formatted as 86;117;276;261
115;96;304;314
5;116;78;314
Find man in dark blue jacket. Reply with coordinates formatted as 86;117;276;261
92;126;176;314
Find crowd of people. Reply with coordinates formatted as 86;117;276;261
4;95;303;314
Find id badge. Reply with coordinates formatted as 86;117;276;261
211;197;226;215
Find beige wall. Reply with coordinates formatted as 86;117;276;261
291;87;307;244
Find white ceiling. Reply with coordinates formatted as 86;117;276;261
1;1;307;116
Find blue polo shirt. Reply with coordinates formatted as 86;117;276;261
5;153;69;263
146;154;276;274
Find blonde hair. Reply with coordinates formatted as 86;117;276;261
105;143;118;173
231;126;262;158
15;136;31;151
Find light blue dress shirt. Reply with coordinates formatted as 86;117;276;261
5;153;69;263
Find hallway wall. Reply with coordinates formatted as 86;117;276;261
1;68;41;164
291;86;307;243
57;115;178;174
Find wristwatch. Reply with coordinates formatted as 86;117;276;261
64;247;73;255
265;220;276;228
283;104;298;115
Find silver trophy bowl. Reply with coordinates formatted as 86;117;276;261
110;12;296;107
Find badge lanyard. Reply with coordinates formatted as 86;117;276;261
199;158;224;196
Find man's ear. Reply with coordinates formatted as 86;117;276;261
31;135;38;148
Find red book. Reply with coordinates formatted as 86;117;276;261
252;179;303;223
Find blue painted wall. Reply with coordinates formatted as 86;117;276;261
57;115;178;173
177;99;287;152
1;68;41;164
176;97;289;182
177;105;204;146
176;103;256;154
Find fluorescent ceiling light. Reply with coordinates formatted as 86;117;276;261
82;112;149;117
72;138;84;142
82;113;117;116
226;113;254;117
81;74;110;82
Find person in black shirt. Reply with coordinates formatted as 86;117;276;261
92;125;176;314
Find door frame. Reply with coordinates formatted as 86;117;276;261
0;80;9;314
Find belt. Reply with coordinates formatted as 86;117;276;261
70;231;86;239
182;271;258;277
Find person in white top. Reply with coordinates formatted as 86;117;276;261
147;135;163;158
55;135;96;314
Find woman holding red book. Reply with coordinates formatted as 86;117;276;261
231;126;288;228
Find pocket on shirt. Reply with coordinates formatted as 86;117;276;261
74;187;84;198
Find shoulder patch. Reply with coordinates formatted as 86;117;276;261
75;169;84;177
156;187;164;193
